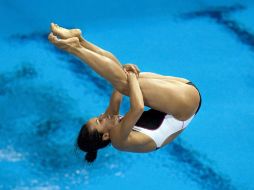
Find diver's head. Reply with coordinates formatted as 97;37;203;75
76;114;120;163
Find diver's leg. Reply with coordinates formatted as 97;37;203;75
51;23;122;65
48;33;128;93
138;72;200;119
74;47;128;92
137;77;200;120
48;33;199;120
139;72;190;83
79;36;122;66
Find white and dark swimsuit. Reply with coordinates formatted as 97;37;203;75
132;81;201;149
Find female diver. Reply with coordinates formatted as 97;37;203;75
48;23;202;163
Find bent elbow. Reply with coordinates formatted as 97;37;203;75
131;104;144;114
136;101;144;111
137;105;144;112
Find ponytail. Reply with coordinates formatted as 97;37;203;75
76;123;111;163
85;150;97;163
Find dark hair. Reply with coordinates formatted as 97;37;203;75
76;123;111;163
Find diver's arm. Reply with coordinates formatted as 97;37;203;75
112;72;144;144
127;72;144;112
104;89;123;116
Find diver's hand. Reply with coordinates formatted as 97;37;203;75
123;64;140;77
98;112;111;119
125;71;138;81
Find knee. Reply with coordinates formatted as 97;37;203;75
114;80;129;96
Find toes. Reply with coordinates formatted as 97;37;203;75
50;22;58;29
50;23;55;32
48;32;53;41
51;23;60;36
48;33;53;42
50;23;56;30
48;32;58;43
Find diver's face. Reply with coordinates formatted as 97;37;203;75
87;114;120;133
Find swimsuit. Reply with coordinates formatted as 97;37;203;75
132;81;202;149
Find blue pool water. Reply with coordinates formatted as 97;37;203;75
0;0;254;189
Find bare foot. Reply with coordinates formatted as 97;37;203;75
50;23;81;39
48;32;82;53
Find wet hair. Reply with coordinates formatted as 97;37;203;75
76;123;111;163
